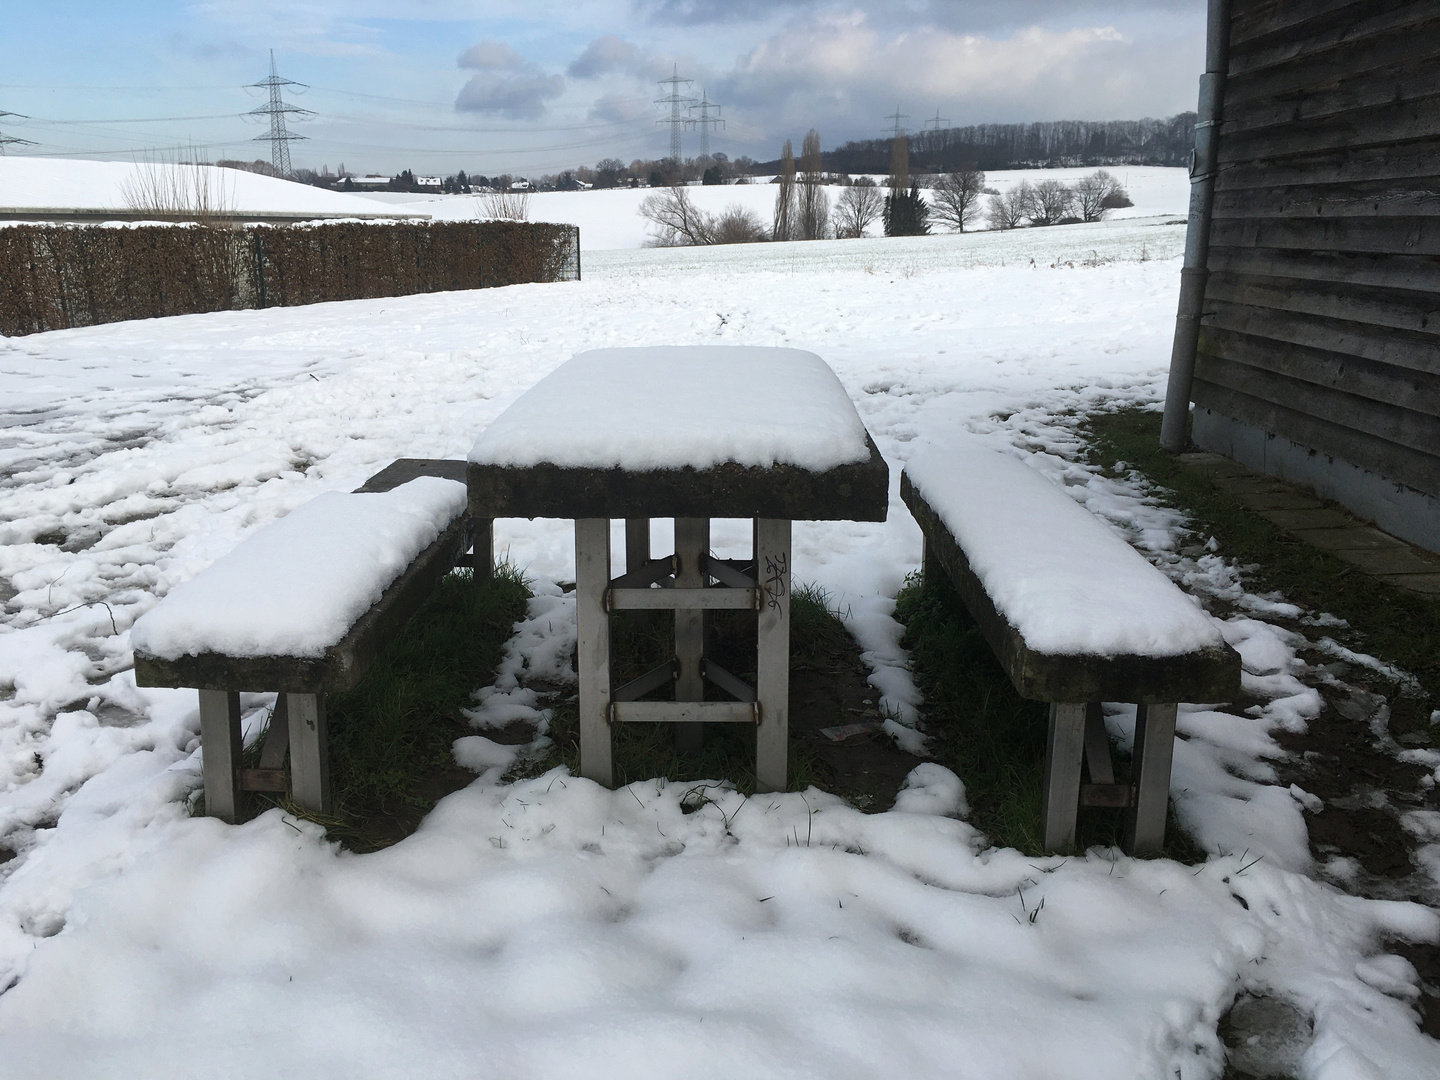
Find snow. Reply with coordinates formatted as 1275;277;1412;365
130;477;466;660
359;165;1189;250
0;156;426;219
905;439;1227;657
2;221;1439;1077
469;346;871;472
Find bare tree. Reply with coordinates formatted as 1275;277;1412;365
986;180;1032;230
639;185;716;246
711;203;768;243
479;188;531;221
834;177;883;238
797;128;830;240
930;168;986;232
122;146;235;225
1072;169;1127;222
772;139;797;241
1027;179;1075;226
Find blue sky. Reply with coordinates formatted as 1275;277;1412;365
0;1;1206;176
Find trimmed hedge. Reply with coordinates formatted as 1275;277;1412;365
0;220;580;336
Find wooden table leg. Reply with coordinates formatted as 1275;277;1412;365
1126;702;1178;856
288;692;331;814
258;693;290;771
674;517;709;755
198;689;242;823
624;518;650;573
575;518;614;787
1042;702;1086;852
473;517;495;583
755;518;791;793
1083;701;1114;785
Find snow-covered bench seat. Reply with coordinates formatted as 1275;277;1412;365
132;463;476;822
900;441;1240;855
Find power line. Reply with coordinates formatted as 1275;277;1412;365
244;50;313;177
0;110;36;153
691;90;723;160
654;64;695;164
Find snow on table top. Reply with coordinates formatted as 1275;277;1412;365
468;346;871;472
906;440;1225;658
130;477;466;661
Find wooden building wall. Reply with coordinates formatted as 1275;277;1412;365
1191;0;1440;501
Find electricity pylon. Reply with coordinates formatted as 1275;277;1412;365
883;107;909;139
692;91;723;159
0;111;36;154
245;50;313;177
654;65;696;164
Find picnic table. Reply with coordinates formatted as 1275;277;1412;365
467;346;888;791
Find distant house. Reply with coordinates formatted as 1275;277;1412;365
415;176;443;191
509;180;531;191
1164;0;1440;555
348;175;392;189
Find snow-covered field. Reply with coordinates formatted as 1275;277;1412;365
2;223;1438;1078
0;156;413;218
364;165;1189;250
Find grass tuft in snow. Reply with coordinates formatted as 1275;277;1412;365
230;565;530;851
1084;407;1438;735
895;570;1203;859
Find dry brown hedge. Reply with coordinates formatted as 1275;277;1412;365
0;220;579;336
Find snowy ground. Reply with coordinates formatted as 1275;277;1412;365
361;165;1189;250
2;222;1438;1079
0;157;414;218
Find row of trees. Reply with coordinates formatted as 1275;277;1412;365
640;128;1132;247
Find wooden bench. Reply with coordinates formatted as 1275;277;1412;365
131;460;483;822
900;441;1240;855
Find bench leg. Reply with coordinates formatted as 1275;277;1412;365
674;517;709;756
1083;701;1114;785
258;694;290;770
755;518;791;794
473;517;495;583
1041;702;1086;852
198;689;242;823
287;692;331;814
576;518;613;787
624;518;650;573
1125;702;1178;856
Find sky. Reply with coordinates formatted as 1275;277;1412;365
0;1;1206;177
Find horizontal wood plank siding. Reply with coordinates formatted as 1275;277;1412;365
1195;1;1440;500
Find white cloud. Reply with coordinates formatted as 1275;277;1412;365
455;40;566;120
713;13;1200;145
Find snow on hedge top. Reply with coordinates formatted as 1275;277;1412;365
130;477;466;661
0;157;419;218
905;440;1225;658
469;346;871;472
